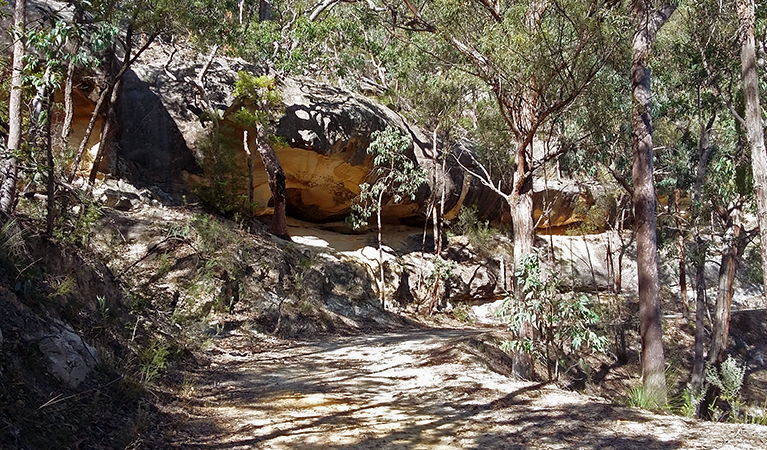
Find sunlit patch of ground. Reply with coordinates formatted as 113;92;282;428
167;328;767;449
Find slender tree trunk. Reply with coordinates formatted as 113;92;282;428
61;58;76;146
89;77;123;184
692;236;707;416
60;6;83;146
254;125;290;240
674;188;689;320
631;0;676;407
69;28;156;183
690;114;715;409
432;126;439;254
439;142;447;254
1;0;26;215
377;189;385;309
244;131;256;205
29;67;55;236
45;95;54;237
709;201;744;365
738;0;767;306
615;208;626;294
511;143;535;268
68;81;110;183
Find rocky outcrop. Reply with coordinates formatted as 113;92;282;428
1;290;100;389
56;41;609;230
38;321;101;388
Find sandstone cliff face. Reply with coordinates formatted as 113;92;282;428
62;42;602;230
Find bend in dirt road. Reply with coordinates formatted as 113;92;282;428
166;327;767;449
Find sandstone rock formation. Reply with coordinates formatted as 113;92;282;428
55;40;608;231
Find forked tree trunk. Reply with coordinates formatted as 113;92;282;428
254;125;290;240
631;0;676;407
0;0;26;215
709;201;745;365
738;0;767;306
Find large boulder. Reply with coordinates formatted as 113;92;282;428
55;40;610;230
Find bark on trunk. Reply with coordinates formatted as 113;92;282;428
738;0;767;306
709;202;745;365
691;237;707;414
0;0;26;215
510;137;535;379
674;188;689;320
690;114;715;406
254;126;290;240
89;77;123;184
29;68;55;236
432;126;440;255
377;189;385;309
61;58;76;145
511;145;535;268
631;0;676;407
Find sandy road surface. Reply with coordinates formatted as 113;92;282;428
167;328;767;449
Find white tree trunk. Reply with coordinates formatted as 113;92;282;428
738;0;767;305
0;0;26;215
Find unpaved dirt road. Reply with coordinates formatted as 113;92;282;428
166;328;767;449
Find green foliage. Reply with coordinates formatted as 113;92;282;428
231;72;283;129
97;295;110;321
626;365;680;411
193;131;254;218
706;356;746;421
627;384;667;411
680;387;705;418
54;202;103;247
501;249;608;380
427;255;457;293
49;274;76;299
451;205;495;246
348;127;428;229
452;302;475;323
190;214;238;258
0;218;25;262
745;246;764;285
139;339;170;384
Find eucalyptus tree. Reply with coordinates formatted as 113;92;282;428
630;0;677;408
650;0;721;407
386;0;626;274
0;0;26;216
737;0;767;306
348;127;427;309
231;72;291;240
24;13;117;235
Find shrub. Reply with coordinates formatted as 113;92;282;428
500;249;608;381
